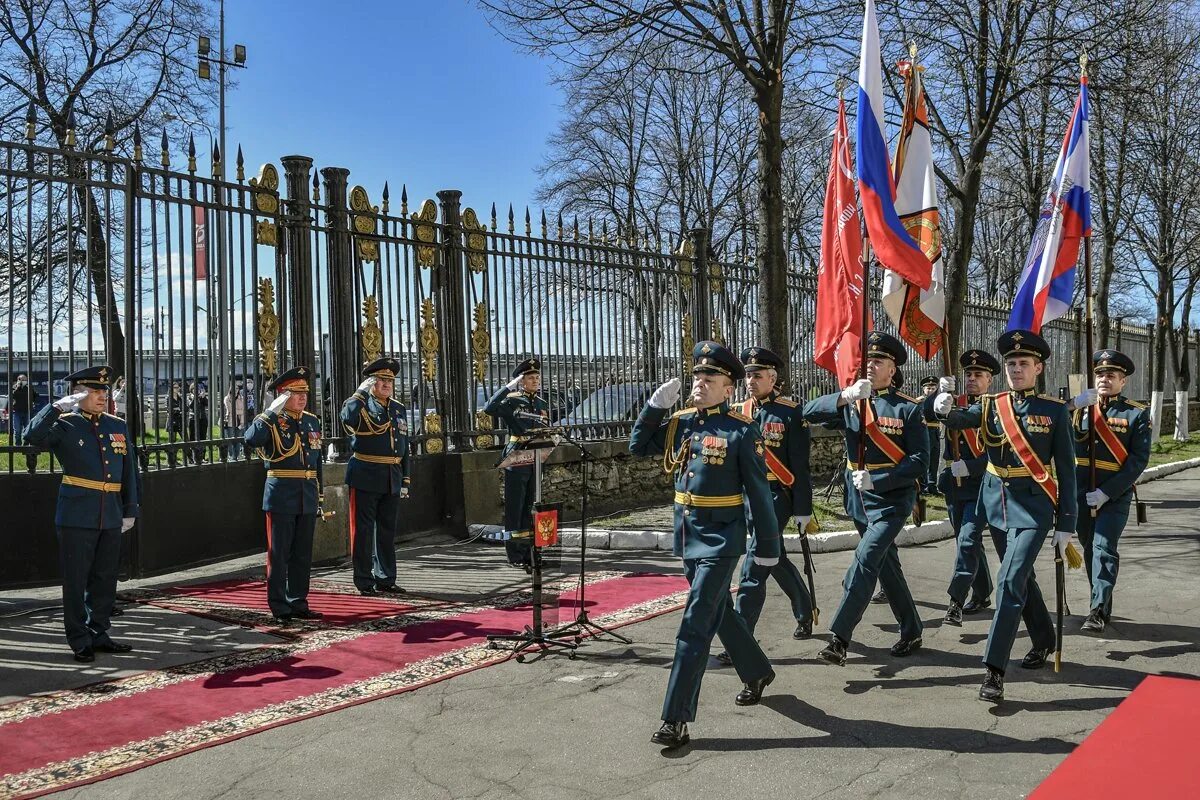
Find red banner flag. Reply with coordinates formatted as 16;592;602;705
814;96;870;387
193;205;208;281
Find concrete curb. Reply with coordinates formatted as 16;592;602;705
547;456;1199;554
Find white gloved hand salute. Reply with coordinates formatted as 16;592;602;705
840;379;872;405
54;391;89;412
950;460;970;479
851;469;874;491
939;376;957;394
649;377;682;409
267;391;290;414
357;377;377;395
933;392;955;416
1072;387;1099;409
505;375;523;391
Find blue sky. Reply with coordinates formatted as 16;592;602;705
214;0;561;219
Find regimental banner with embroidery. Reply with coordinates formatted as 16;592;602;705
740;399;794;485
957;395;983;456
993;393;1057;504
1092;406;1129;465
863;400;905;465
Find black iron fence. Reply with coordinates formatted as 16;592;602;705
3;129;1198;477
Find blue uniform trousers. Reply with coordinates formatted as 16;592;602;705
265;512;316;617
946;494;994;605
350;487;402;591
663;556;772;722
503;465;534;566
58;525;121;652
734;491;812;631
1075;491;1132;618
984;524;1056;670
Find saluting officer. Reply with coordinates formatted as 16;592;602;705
715;346;814;667
483;358;550;570
1071;349;1150;634
244;366;325;624
630;341;780;750
341;357;411;596
930;350;1001;626
804;331;927;666
920;375;942;495
934;330;1079;702
25;365;139;662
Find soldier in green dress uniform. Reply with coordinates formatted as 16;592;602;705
630;341;780;749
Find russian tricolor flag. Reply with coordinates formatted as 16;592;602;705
856;0;932;290
1008;76;1091;333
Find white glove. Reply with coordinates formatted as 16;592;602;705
648;377;682;409
851;469;874;491
357;377;377;394
267;391;290;414
121;517;136;533
1085;488;1109;509
752;556;779;567
1052;530;1073;548
796;515;812;534
54;391;89;411
1073;387;1099;408
933;392;954;415
938;376;957;393
400;487;410;499
840;378;872;404
950;460;970;479
505;375;523;391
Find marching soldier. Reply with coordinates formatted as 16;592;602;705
25;366;138;662
244;366;324;624
804;331;927;666
630;341;780;749
1072;349;1151;634
920;375;942;495
484;358;550;570
715;346;813;668
934;330;1079;702
340;357;411;596
930;350;1001;626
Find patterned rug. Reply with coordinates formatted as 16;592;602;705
0;572;687;799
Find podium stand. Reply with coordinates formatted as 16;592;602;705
486;432;578;661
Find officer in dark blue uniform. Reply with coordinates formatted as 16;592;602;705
920;375;942;495
24;365;139;662
1072;349;1151;634
244;366;325;624
483;357;550;570
341;357;411;596
928;349;1001;626
804;331;927;666
630;341;780;749
716;346;813;660
935;329;1078;702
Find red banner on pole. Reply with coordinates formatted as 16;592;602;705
193;205;208;281
814;95;870;387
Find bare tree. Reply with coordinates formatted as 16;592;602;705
0;0;213;378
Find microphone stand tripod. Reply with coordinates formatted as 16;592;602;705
549;428;632;645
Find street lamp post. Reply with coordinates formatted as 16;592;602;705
196;1;246;411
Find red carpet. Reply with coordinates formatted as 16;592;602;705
1031;675;1200;798
0;572;686;799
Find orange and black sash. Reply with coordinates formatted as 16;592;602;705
863;399;905;466
994;392;1057;505
1092;405;1129;465
958;394;983;457
741;398;795;486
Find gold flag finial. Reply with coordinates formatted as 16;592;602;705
1080;51;1089;77
835;77;847;94
909;40;918;60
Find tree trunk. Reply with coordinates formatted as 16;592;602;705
945;164;983;357
72;176;126;381
755;81;789;387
